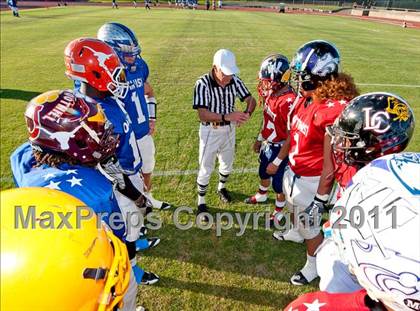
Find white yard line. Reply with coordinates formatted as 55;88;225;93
159;81;420;88
154;167;258;176
0;167;259;183
357;83;420;88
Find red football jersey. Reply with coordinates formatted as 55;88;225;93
260;89;296;143
333;158;358;198
288;97;348;177
284;289;371;311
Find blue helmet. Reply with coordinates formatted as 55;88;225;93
97;22;141;70
291;40;340;91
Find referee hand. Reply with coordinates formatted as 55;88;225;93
226;111;249;126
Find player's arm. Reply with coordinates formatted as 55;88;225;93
317;134;335;196
300;134;335;225
266;135;290;175
253;120;265;153
144;81;157;135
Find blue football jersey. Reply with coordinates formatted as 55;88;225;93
10;143;125;238
72;89;142;173
98;96;142;173
125;57;150;140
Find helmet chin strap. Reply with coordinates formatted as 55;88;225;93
80;121;100;144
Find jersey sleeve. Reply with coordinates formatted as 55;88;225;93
142;59;150;82
277;92;295;126
233;75;251;102
192;80;209;109
10;142;35;187
100;100;125;134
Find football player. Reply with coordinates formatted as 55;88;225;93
65;38;160;286
1;187;131;311
10;89;148;310
285;152;420;311
97;23;170;211
7;0;19;17
316;92;415;293
245;54;296;225
266;40;359;285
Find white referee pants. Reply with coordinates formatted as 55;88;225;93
197;123;235;186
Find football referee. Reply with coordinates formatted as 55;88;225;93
192;49;257;219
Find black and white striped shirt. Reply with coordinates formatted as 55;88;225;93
192;72;251;114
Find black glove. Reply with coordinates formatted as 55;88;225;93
299;194;328;227
97;156;131;189
98;157;149;212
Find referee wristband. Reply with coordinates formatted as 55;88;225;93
272;157;282;166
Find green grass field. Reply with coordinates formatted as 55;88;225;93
1;6;420;310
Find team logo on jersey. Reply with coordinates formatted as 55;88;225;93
265;105;276;121
311;53;339;77
291;115;309;136
386;96;409;122
362;107;390;134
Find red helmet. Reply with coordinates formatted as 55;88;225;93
25;89;118;165
64;38;128;99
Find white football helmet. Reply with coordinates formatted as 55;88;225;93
331;152;420;311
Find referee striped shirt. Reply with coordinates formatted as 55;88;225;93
192;72;251;114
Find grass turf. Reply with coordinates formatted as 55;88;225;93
1;6;420;310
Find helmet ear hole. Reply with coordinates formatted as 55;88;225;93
92;71;101;79
79;47;84;57
75;139;87;149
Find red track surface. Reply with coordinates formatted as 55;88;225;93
1;1;419;28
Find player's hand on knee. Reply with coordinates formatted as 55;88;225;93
266;162;279;175
98;156;131;189
253;140;262;153
299;195;327;226
148;120;156;135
